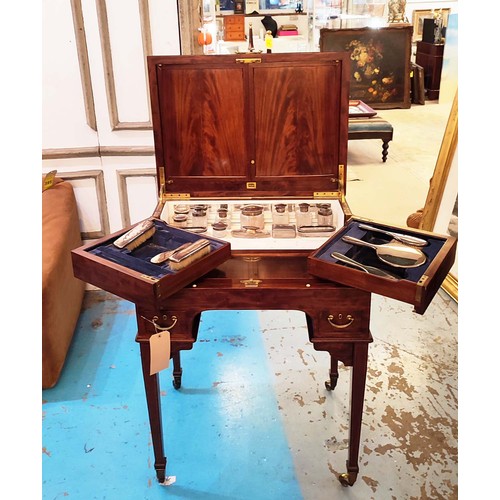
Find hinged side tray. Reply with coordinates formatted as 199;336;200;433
308;218;457;314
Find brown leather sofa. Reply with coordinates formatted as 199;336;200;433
42;177;85;388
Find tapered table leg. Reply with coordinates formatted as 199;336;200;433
339;342;369;487
325;357;339;391
172;351;182;389
139;342;167;483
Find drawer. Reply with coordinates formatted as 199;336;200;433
139;310;199;341
224;30;245;41
224;15;244;27
313;306;370;339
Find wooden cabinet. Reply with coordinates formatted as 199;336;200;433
415;41;444;100
223;15;245;41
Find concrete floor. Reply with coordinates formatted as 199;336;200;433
42;289;457;499
41;101;459;499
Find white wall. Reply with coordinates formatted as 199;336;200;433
42;0;180;238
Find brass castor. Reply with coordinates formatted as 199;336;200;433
338;471;358;487
156;468;166;483
324;375;338;391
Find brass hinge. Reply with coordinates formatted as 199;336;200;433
339;164;346;202
162;192;191;201
141;275;159;283
314;191;338;198
236;58;262;64
416;275;429;302
158;168;165;188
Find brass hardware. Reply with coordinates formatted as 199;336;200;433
314;192;337;198
250;160;255;165
141;275;159;282
243;256;261;263
306;283;311;287
246;182;257;189
236;58;262;64
163;193;191;200
141;315;178;332
417;275;429;286
327;313;354;329
339;164;345;201
416;275;429;303
240;279;261;288
158;168;165;187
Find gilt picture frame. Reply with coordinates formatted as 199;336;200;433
320;25;412;109
420;90;458;301
412;8;450;43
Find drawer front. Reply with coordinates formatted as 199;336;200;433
314;305;370;338
224;15;244;27
153;311;199;341
155;278;371;341
224;30;245;41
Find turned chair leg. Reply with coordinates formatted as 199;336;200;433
382;140;390;162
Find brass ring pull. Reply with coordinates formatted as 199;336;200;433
327;313;354;329
142;315;178;332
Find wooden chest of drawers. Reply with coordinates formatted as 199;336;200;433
224;14;245;41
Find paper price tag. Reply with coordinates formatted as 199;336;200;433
149;331;171;375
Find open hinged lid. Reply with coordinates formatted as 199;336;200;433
147;52;351;201
307;217;457;314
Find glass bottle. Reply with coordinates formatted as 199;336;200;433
273;203;289;224
240;205;264;229
295;203;312;228
191;208;207;230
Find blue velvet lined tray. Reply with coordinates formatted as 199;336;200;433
312;219;445;283
89;219;227;279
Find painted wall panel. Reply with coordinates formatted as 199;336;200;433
105;0;150;123
42;0;98;148
149;0;181;54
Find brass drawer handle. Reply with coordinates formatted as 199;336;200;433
327;313;354;329
142;315;178;332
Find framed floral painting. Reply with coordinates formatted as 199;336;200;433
319;25;413;109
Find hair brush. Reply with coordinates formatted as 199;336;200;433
113;219;156;251
168;238;211;271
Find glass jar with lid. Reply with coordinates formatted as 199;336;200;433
273;203;289;224
240;205;265;230
295;203;312;228
191;207;207;230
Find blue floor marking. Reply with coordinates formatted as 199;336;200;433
42;296;303;499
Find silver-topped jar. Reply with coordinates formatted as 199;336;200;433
212;221;228;238
295;203;312;228
317;206;333;226
240;205;264;229
273;203;289;224
191;208;207;230
171;214;188;228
